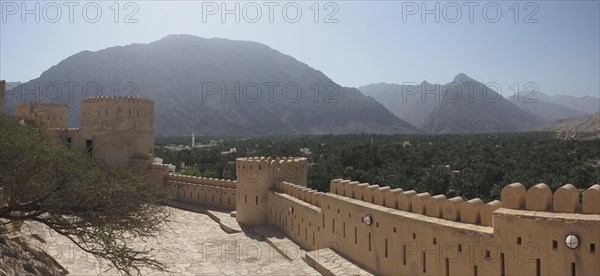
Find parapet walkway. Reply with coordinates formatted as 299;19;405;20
254;225;373;276
21;207;320;275
167;200;242;233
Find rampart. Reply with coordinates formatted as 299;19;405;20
227;157;599;275
146;163;238;210
20;96;156;166
16;102;69;129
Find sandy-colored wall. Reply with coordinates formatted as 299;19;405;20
46;128;82;150
80;96;154;165
16;102;68;129
165;180;236;210
145;164;238;211
235;157;308;226
262;178;600;275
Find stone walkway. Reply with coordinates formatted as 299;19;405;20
21;207;320;275
304;248;373;276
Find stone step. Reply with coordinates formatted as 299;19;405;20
254;225;306;262
303;248;373;276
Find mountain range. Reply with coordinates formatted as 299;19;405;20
360;77;599;134
3;34;599;136
4;35;417;136
507;92;593;122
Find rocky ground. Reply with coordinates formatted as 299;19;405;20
0;226;66;276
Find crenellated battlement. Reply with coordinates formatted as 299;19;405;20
18;102;68;108
235;156;308;187
276;181;322;207
501;182;600;214
141;155;599;275
80;96;154;104
330;179;600;228
149;163;170;172
166;173;237;189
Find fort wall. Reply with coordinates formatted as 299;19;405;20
16;102;68;129
228;157;600;275
80;96;154;165
145;163;238;210
264;178;600;275
235;157;308;226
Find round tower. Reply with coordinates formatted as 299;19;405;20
235;157;273;226
80;96;154;165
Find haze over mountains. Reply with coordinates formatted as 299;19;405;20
507;92;591;122
3;34;598;135
360;76;599;134
359;82;440;127
4;35;417;136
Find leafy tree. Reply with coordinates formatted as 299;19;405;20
0;115;169;275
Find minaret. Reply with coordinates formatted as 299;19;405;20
191;132;196;147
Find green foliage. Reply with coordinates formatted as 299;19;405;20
0;115;170;275
155;132;600;202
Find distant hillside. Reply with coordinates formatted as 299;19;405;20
550;112;600;139
361;74;542;133
422;74;542;133
544;95;600;115
4;35;417;136
507;92;589;122
359;82;439;127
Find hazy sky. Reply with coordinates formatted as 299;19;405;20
1;1;599;97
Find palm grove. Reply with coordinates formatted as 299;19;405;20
157;133;600;202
